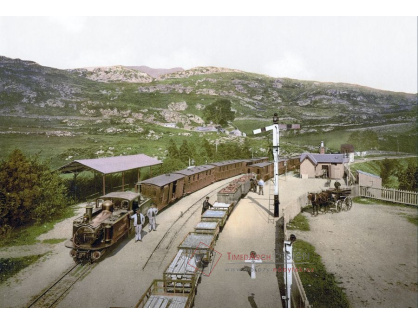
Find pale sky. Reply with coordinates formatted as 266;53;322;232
1;3;417;93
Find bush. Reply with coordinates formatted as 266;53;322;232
0;149;68;229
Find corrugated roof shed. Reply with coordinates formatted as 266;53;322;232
58;154;162;174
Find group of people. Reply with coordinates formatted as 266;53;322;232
250;176;264;195
129;204;158;242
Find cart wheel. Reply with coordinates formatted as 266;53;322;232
345;197;353;211
336;200;343;213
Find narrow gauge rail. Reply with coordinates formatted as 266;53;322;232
27;263;94;308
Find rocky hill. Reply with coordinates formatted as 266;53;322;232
0;55;416;137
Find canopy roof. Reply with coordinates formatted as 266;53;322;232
58;154;162;175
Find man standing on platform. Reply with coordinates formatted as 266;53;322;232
147;204;158;232
258;178;265;195
130;210;145;242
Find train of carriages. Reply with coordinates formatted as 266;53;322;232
66;156;300;263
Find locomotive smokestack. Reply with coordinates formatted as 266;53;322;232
85;203;93;222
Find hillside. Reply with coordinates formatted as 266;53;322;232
0;55;416;166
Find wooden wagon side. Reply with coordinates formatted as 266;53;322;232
163;249;201;288
177;232;217;263
135;279;195;308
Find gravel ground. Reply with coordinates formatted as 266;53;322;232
293;204;417;308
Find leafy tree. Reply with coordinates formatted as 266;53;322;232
203;99;235;126
202;138;214;161
0;150;68;228
160;157;187;174
167;138;179;159
398;160;418;191
379;158;399;187
179;140;192;165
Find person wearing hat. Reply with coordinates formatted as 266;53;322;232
201;197;213;215
130;209;145;242
147;204;158;232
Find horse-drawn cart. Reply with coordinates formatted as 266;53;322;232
308;188;352;215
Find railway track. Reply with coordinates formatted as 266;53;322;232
27;263;95;308
142;180;232;270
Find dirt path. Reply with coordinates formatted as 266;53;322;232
292;204;417;307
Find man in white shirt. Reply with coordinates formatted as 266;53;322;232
258;179;265;195
147;204;158;232
130;210;145;242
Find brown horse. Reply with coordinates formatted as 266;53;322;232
308;191;335;215
307;193;320;215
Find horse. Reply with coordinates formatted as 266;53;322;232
307;193;320;216
250;178;258;193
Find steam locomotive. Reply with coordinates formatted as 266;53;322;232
65;191;151;263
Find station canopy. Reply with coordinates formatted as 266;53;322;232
58;154;162;175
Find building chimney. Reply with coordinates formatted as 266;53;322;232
320;141;325;154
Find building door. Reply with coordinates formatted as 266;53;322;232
321;165;329;178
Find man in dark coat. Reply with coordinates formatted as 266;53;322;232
201;197;213;215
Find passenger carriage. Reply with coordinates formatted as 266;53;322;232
137;173;185;210
249;162;274;181
174;165;215;195
209;160;245;181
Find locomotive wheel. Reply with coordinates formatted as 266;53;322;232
345;197;353;211
336;200;343;213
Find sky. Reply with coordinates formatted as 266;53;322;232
0;2;417;93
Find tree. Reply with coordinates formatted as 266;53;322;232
203;99;235;126
179;139;192;165
398;160;418;191
202;138;214;160
166;139;179;159
379;158;399;187
0;149;68;228
160;157;187;174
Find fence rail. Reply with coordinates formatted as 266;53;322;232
359;186;418;206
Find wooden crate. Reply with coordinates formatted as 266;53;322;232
135;279;195;308
201;209;228;228
177;232;216;262
194;221;220;237
163;249;201;287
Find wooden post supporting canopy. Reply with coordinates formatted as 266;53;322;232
103;174;106;195
122;171;125;191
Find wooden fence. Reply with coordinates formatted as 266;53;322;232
359;186;418;206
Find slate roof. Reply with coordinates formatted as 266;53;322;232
300;153;349;165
